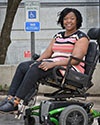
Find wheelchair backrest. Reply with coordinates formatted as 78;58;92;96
85;28;100;76
84;42;98;75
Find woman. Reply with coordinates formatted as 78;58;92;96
0;8;89;113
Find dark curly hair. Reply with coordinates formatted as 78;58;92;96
57;8;83;29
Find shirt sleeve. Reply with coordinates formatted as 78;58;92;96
53;31;64;39
78;30;90;40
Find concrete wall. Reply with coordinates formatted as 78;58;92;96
0;64;100;94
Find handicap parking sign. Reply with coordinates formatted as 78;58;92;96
25;22;40;32
28;11;36;19
25;1;40;22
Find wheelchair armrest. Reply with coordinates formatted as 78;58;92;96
67;55;91;68
69;55;85;63
32;53;40;60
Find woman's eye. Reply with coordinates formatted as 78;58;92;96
71;18;75;20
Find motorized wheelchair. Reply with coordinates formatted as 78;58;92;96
15;28;100;125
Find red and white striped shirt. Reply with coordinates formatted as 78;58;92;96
44;30;89;74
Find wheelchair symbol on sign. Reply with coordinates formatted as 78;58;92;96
28;11;36;19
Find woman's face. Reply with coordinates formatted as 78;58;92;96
63;12;77;32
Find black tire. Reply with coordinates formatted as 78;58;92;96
59;105;88;125
24;116;35;125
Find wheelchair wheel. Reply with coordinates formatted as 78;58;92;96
24;116;35;125
59;105;88;125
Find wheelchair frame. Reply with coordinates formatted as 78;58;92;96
18;28;100;125
24;99;100;125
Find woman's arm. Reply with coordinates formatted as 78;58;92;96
36;38;55;61
71;37;89;65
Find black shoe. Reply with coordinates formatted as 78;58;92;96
0;98;18;113
0;97;8;107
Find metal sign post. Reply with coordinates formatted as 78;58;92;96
25;1;40;59
31;32;35;58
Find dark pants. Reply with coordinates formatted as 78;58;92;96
8;61;53;100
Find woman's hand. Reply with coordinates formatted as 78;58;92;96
38;62;55;71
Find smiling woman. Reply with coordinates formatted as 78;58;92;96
0;8;89;113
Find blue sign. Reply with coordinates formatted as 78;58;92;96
28;11;36;19
25;22;40;32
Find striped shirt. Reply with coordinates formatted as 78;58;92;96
44;30;89;75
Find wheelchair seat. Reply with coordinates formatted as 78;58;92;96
37;28;100;98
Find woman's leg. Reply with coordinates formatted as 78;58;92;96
0;61;53;112
15;62;52;100
0;61;34;108
8;60;34;96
